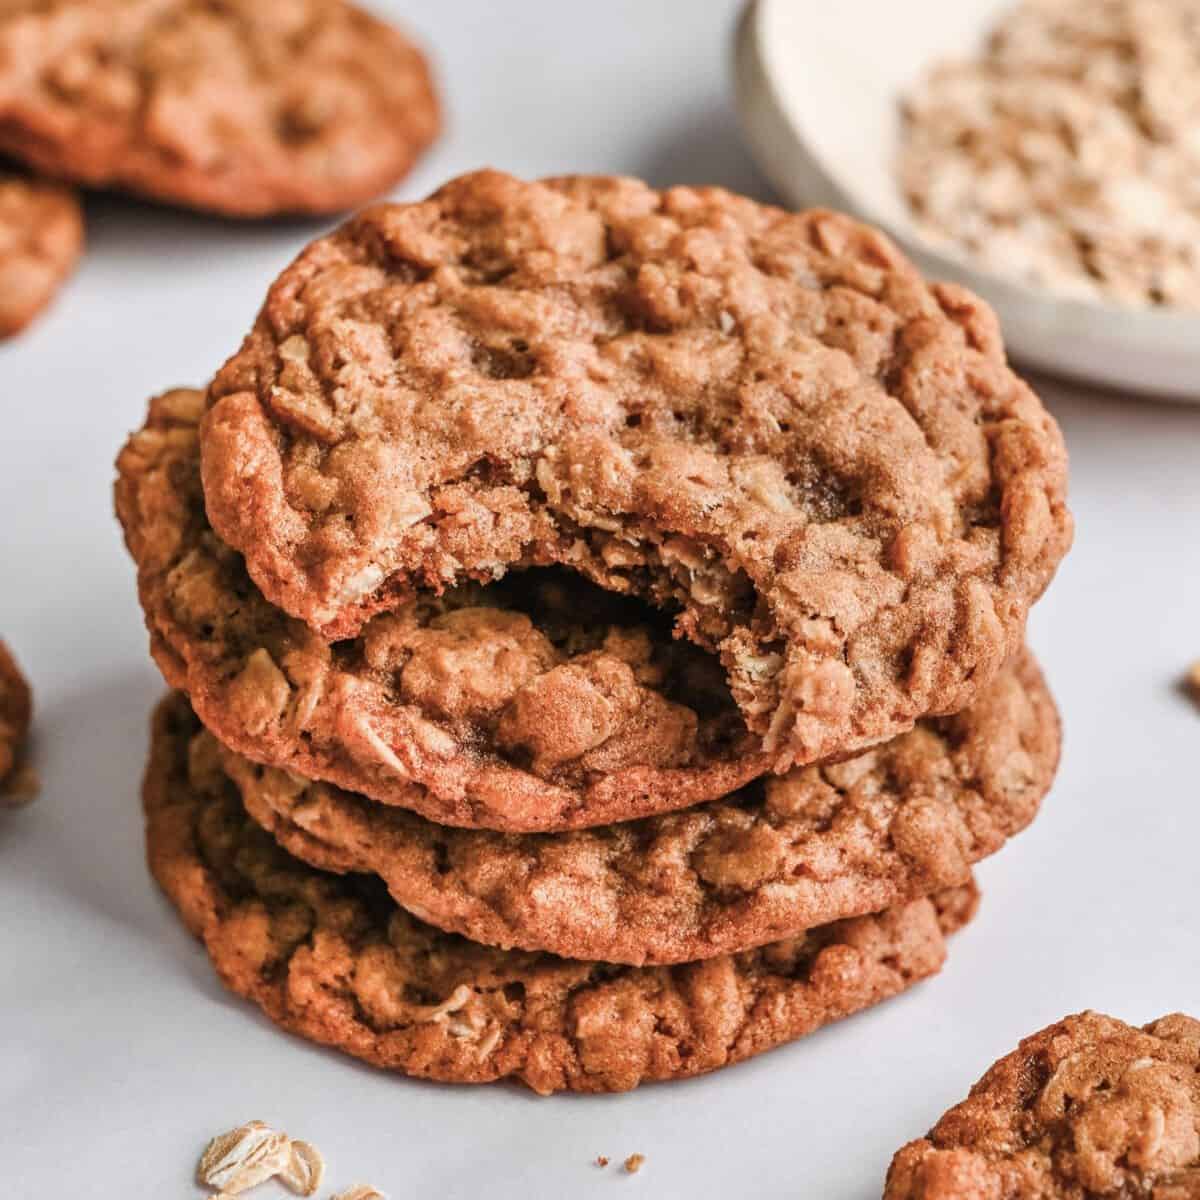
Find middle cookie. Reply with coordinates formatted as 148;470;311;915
216;650;1057;965
116;389;771;833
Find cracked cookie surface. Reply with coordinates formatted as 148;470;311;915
885;1010;1200;1200
222;650;1055;965
116;389;773;831
0;172;81;337
0;0;438;216
0;639;34;798
201;169;1071;769
146;692;978;1094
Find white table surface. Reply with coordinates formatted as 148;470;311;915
3;2;1198;1195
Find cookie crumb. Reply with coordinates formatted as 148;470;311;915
330;1187;387;1200
623;1154;645;1175
595;1156;609;1168
1186;661;1200;705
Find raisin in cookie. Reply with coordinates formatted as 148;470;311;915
146;692;978;1095
0;0;438;217
0;639;35;801
201;170;1072;769
885;1011;1200;1199
116;390;774;831
0;172;81;337
220;650;1056;965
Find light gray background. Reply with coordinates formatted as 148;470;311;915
2;2;1197;1195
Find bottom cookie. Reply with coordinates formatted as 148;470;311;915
146;694;977;1095
884;1010;1200;1199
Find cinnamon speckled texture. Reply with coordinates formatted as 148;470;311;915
116;389;776;832
0;172;81;337
146;693;978;1095
885;1011;1200;1199
202;169;1071;769
221;650;1056;965
0;0;438;216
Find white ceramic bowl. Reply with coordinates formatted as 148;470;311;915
733;0;1200;401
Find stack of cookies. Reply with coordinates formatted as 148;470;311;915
115;170;1072;1094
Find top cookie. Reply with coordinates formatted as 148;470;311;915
202;170;1072;768
884;1010;1200;1199
0;0;439;217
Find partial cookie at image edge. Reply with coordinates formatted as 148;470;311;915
0;1;439;217
884;1010;1200;1199
0;174;82;338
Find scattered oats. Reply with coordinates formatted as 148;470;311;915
197;1121;291;1195
281;1140;325;1196
329;1187;387;1200
624;1153;646;1175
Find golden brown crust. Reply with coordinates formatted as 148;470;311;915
0;0;439;217
115;389;780;832
0;172;81;337
201;169;1071;769
0;639;33;794
885;1011;1200;1200
221;650;1056;965
146;692;977;1094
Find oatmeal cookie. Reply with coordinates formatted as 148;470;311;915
116;389;774;831
0;0;439;217
885;1010;1200;1199
201;170;1071;770
0;172;81;337
221;650;1056;965
146;692;978;1094
0;639;34;799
